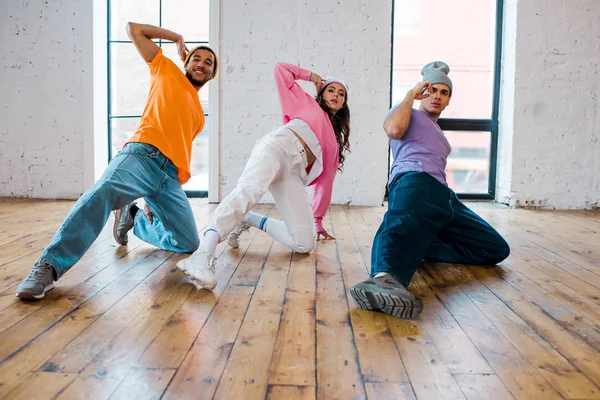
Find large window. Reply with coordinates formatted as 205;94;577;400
391;0;503;199
108;0;211;196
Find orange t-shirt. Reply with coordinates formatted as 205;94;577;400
127;49;205;184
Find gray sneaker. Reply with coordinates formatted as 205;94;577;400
113;202;137;245
350;274;423;319
227;221;251;249
16;262;56;300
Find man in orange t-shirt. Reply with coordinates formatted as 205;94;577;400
16;22;217;300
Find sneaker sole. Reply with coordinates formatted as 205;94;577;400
350;284;423;319
16;283;55;300
176;265;217;291
112;210;128;246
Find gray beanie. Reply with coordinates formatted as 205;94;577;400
421;61;452;95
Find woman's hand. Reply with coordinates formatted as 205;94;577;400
310;72;325;93
317;229;335;240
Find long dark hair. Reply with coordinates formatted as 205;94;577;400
315;87;351;171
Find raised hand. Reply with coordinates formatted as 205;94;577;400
412;80;431;100
310;72;325;94
176;35;189;62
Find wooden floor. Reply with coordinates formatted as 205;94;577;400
0;199;599;399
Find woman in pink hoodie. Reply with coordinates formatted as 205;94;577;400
177;62;351;290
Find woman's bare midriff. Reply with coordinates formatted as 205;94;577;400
289;129;316;167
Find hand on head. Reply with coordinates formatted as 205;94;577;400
412;81;431;100
176;35;189;62
310;72;325;93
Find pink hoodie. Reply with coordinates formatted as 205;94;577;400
274;62;340;232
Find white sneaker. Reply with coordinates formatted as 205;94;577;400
176;251;217;290
227;221;251;249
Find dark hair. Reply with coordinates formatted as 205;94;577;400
315;85;351;171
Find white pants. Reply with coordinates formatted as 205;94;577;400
208;126;317;253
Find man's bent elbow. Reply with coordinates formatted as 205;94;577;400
385;126;405;140
126;22;140;39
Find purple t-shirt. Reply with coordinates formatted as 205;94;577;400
387;107;451;186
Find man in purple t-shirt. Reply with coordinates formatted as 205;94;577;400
350;61;510;319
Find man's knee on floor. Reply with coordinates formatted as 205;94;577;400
497;240;510;262
485;238;510;265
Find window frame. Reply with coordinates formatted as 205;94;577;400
106;0;210;198
389;0;504;200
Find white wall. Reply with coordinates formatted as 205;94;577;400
497;0;600;208
0;0;93;198
1;0;599;209
218;0;391;206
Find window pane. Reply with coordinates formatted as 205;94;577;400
110;117;141;157
161;43;209;105
182;117;209;191
110;0;159;41
446;131;490;193
162;0;210;42
392;0;496;118
110;43;151;116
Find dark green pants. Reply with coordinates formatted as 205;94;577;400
371;172;510;287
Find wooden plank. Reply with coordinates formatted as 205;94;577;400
0;239;151;358
420;265;562;399
0;223;117;296
54;258;193;398
314;209;366;399
37;203;212;377
266;385;315;400
364;382;416;400
0;229;55;267
500;247;600;345
139;205;271;369
5;372;78;400
389;319;466;400
465;267;600;399
334;207;409;383
454;374;514;400
472;266;600;392
0;207;76;246
412;273;494;375
476;216;600;348
42;253;185;375
161;285;254;400
489;211;600;285
108;368;176;400
211;241;291;400
268;252;316;386
497;211;600;274
342;207;374;273
0;236;145;334
522;242;600;289
0;250;172;398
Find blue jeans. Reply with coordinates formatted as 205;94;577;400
39;143;199;279
371;171;510;287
